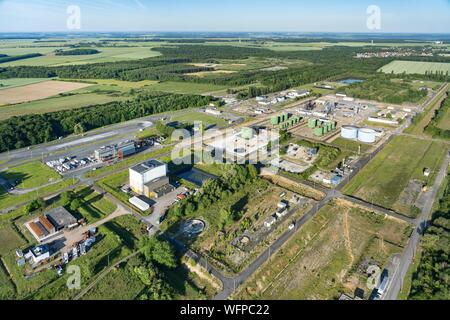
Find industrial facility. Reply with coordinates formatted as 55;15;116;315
341;126;380;144
205;127;279;163
25;207;78;242
95;140;137;162
129;159;174;200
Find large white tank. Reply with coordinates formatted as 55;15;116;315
341;126;359;140
358;128;377;143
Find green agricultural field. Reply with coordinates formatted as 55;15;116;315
171;110;228;127
0;161;60;190
380;60;450;75
234;200;411;300
0;92;126;121
0;78;49;90
343;136;448;217
1;47;162;67
144;81;228;94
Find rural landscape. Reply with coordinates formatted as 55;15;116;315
0;0;449;307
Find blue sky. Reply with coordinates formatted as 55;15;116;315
0;0;449;33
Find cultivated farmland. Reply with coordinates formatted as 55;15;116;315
342;135;447;217
379;60;450;75
0;92;126;121
0;80;93;105
0;47;162;67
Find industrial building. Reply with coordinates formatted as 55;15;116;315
129;159;173;199
24;245;51;266
94;140;137;162
46;207;78;231
205;127;279;163
26;207;77;242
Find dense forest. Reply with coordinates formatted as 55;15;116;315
55;48;100;55
0;92;216;152
409;173;450;299
168;164;259;228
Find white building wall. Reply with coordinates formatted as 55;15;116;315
129;163;167;195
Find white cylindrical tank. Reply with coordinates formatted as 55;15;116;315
341;126;359;140
358;128;377;143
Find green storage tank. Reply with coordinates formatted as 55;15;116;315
271;116;279;125
314;127;324;137
308;119;317;128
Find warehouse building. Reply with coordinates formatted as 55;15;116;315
46;207;78;231
25;207;77;242
129;159;173;199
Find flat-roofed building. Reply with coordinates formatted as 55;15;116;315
143;176;174;199
46;207;78;231
129;159;167;195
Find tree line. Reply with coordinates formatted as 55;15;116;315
55;48;100;56
409;171;450;299
0;53;42;64
0;92;216;152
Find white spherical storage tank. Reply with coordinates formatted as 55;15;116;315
341;126;359;140
358;128;377;143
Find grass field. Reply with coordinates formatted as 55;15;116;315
234;200;411;300
437;107;450;130
144;81;228;94
342;135;447;217
0;178;79;211
73;186;117;224
331;137;372;154
0;260;16;300
380;60;450;75
0;225;26;255
171;110;228;127
0;161;61;190
1;47;162;67
0;92;126;121
0;78;49;90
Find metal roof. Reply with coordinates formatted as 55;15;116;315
130;159;165;174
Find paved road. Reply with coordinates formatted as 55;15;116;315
383;152;450;300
